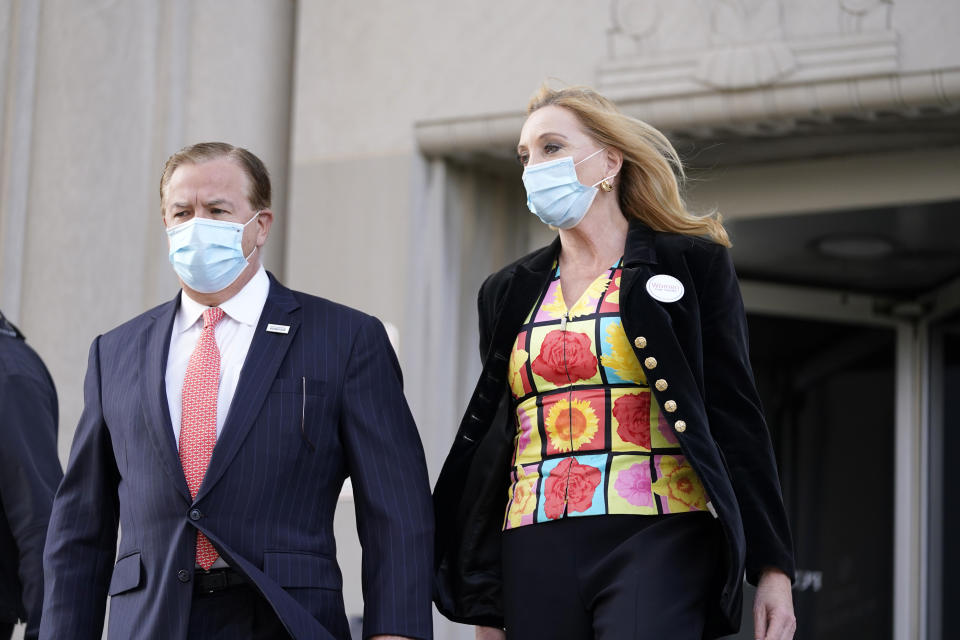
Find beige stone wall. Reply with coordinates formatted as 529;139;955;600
283;0;610;332
1;0;295;461
4;0;957;469
284;4;960;636
686;147;960;219
3;0;960;637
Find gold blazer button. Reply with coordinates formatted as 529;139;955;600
674;420;687;433
644;356;657;369
663;400;677;413
655;379;668;391
634;336;647;349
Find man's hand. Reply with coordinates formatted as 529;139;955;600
475;626;506;640
753;568;796;640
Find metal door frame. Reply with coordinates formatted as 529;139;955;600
916;275;960;640
739;280;921;640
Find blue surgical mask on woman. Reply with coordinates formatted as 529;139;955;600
166;211;260;293
522;148;615;229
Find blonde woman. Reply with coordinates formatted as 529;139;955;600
434;85;796;640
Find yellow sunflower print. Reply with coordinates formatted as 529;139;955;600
606;276;621;305
541;276;612;320
508;347;529;398
544;398;599;452
540;285;567;319
566;277;612;319
600;321;646;384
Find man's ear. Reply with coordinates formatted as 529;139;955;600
255;209;274;246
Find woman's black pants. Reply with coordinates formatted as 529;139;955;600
501;513;722;639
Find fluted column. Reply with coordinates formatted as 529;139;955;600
3;0;296;459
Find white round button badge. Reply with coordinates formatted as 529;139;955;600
645;274;684;303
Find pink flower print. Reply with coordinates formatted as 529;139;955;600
516;409;533;456
614;462;653;508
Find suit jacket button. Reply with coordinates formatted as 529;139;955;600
663;400;677;413
655;379;668;391
644;356;657;369
189;509;202;521
177;569;191;583
634;336;647;349
674;420;687;433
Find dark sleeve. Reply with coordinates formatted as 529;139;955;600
40;337;119;639
339;315;434;640
477;273;496;361
699;247;795;584
0;368;61;640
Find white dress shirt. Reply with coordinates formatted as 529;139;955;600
165;267;268;569
165;266;269;449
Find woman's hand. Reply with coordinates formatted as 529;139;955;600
753;568;796;640
475;626;506;640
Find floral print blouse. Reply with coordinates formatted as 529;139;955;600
503;259;708;530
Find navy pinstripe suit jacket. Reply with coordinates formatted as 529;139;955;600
40;275;434;640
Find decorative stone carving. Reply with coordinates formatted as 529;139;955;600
613;0;661;38
840;0;888;14
598;0;900;99
608;0;666;58
840;0;893;33
695;1;797;89
707;0;783;44
416;0;957;154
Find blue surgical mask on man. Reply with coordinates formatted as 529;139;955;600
522;148;616;229
166;211;260;293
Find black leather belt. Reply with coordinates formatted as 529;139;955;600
193;567;247;595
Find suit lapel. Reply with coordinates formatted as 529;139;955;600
487;237;560;359
619;218;659;304
619;219;700;389
620;262;677;345
139;295;191;501
196;276;301;502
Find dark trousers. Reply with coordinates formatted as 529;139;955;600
501;513;721;640
0;622;11;640
187;583;291;640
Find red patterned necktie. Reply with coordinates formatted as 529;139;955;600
179;306;225;570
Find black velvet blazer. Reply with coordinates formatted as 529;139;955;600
433;218;795;636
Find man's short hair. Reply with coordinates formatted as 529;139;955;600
159;142;271;212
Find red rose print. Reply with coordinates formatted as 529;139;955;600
543;458;602;519
532;330;597;386
613;393;651;449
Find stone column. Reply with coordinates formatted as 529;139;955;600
2;0;296;459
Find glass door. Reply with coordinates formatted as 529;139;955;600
722;281;911;640
924;277;960;640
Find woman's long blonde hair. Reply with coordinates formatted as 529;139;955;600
527;85;730;247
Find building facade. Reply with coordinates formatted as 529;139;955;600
2;1;958;638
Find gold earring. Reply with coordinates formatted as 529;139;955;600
600;179;613;192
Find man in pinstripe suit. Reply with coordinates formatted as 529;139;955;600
40;142;433;640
